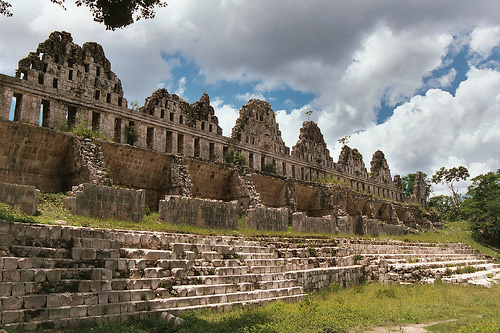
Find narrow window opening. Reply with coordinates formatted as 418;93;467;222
127;121;136;145
209;143;215;161
261;155;266;170
194;138;200;158
68;70;73;80
107;72;112;80
201;122;205;130
249;153;254;168
209;124;213;132
52;78;58;89
96;66;101;77
292;165;296;178
9;94;22;121
169;112;174;121
114;118;122;143
42;63;48;73
166;131;173;153
179;115;183;124
118;97;123;107
177;134;184;154
67;106;77;129
40;99;50;127
282;162;286;176
92;112;100;131
38;74;44;85
106;93;111;103
160;109;165;118
146;127;154;150
84;64;89;73
94;90;100;100
54;54;59;64
223;146;229;160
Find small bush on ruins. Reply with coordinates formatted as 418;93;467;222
71;121;106;140
262;163;277;174
126;124;139;145
225;150;246;166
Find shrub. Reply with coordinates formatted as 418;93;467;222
125;124;139;145
0;203;36;223
262;163;276;174
225;150;246;166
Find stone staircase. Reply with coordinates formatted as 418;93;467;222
0;221;498;330
349;239;500;287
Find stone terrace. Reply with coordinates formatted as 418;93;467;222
1;221;498;330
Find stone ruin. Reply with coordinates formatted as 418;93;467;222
1;31;498;332
0;30;434;231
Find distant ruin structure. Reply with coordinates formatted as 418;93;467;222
0;31;431;229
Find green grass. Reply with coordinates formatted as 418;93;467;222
66;282;500;333
2;192;499;260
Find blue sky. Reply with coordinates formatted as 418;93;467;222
1;0;499;195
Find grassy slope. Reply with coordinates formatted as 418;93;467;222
2;193;500;332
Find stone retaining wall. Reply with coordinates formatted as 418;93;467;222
246;207;289;231
64;183;145;222
292;266;364;292
0;182;40;215
158;195;238;229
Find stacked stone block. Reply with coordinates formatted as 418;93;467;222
158;195;238;229
292;212;336;234
246;207;289;231
0;182;40;215
64;183;145;222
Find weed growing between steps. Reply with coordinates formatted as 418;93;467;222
68;282;500;333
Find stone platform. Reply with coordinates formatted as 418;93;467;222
0;220;498;330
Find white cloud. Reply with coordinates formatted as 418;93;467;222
346;67;500;182
211;97;239;137
174;77;187;99
426;68;457;89
470;26;500;58
235;92;266;102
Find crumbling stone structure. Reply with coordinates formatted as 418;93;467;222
0;31;431;228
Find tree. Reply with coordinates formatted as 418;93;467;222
462;169;500;247
431;166;469;217
429;195;456;221
338;135;351;146
305;110;313;121
401;172;430;197
0;0;167;30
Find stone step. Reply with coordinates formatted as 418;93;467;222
249;265;287;274
390;259;490;270
441;267;500;286
362;253;481;260
9;245;69;259
236;252;277;260
256;279;298;290
172;282;255;297
0;268;112;283
120;248;174;260
233;245;274;254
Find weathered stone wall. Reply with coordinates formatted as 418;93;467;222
292;212;336;234
251;174;288;208
246;206;289;231
291;121;334;169
187;161;241;202
64;183;145;222
0;120;76;192
159;195;238;229
292;266;364;292
0;182;40;215
100;142;185;209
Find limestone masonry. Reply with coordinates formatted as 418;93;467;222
0;31;432;230
1;31;500;331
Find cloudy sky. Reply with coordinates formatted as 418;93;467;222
1;0;499;195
